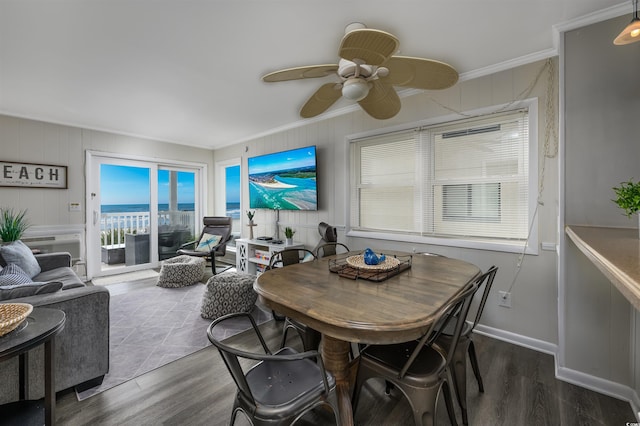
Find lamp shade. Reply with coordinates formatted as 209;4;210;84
614;0;640;45
342;78;370;101
614;17;640;45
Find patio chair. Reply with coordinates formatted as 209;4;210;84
207;312;341;426
177;216;233;275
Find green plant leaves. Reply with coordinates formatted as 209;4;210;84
0;208;30;243
612;179;640;217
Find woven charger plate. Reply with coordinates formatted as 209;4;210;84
0;303;33;337
346;255;401;271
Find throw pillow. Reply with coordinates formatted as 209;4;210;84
0;263;33;286
195;233;222;252
0;281;63;301
0;240;41;278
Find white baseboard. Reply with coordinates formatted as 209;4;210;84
474;324;558;355
474;324;640;421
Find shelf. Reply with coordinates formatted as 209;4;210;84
565;225;640;310
249;257;270;266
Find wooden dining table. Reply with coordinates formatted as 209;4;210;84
254;250;481;426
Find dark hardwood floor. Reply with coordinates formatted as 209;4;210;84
55;316;635;426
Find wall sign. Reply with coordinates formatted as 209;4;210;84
0;161;68;189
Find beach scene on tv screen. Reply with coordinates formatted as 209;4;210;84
248;146;317;210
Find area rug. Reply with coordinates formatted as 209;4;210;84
76;281;271;400
92;269;160;286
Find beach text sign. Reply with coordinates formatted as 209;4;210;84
0;161;68;189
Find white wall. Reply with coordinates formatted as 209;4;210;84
563;14;640;407
0;114;215;259
214;58;560;348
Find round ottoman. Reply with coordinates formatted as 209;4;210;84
201;272;257;319
157;255;206;288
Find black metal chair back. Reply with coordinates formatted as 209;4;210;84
315;242;350;258
353;281;479;426
207;312;341;425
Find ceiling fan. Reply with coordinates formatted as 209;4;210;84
262;23;459;120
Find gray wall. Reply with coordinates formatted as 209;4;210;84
564;14;640;400
0;114;215;250
214;58;560;347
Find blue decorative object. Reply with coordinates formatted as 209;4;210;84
363;248;386;265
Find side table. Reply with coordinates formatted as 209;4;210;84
0;307;66;425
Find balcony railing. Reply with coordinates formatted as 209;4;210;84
100;210;196;247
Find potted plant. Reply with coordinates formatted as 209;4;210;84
612;179;640;238
284;226;295;245
0;208;30;243
246;210;255;224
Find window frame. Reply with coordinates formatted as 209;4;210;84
346;100;539;255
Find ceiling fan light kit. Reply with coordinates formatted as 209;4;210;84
262;23;459;120
614;0;640;45
342;78;370;101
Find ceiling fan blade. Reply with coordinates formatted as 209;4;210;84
339;29;399;66
358;80;401;119
300;83;342;118
262;65;339;82
383;56;458;90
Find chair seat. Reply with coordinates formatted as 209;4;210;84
362;341;446;387
246;347;336;417
438;317;473;337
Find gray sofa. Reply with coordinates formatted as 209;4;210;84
0;252;110;403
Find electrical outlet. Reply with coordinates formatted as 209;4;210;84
498;291;512;308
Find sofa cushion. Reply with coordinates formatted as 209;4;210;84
0;263;32;286
0;240;41;278
34;267;85;290
0;281;63;301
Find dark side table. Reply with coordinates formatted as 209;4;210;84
0;307;66;426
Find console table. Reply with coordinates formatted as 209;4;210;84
0;307;66;425
235;238;304;275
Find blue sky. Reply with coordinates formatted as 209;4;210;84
226;165;240;203
101;164;195;205
248;146;316;175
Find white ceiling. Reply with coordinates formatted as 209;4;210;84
0;1;628;149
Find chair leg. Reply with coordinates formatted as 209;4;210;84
442;380;458;426
210;253;217;275
451;345;469;425
280;321;292;348
468;340;484;393
397;382;442;426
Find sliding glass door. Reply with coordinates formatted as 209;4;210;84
157;168;196;260
87;152;205;280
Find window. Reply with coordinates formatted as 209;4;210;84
350;108;535;252
216;159;241;249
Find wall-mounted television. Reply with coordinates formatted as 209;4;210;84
248;145;317;210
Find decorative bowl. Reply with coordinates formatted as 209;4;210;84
0;303;33;337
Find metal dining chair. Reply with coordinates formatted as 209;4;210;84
352;281;479;426
315;242;350;258
267;249;322;351
433;265;498;425
207;312;341;426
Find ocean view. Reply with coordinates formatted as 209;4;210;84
101;202;240;219
101;203;195;213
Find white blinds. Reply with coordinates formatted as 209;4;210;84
351;130;418;232
351;110;530;242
